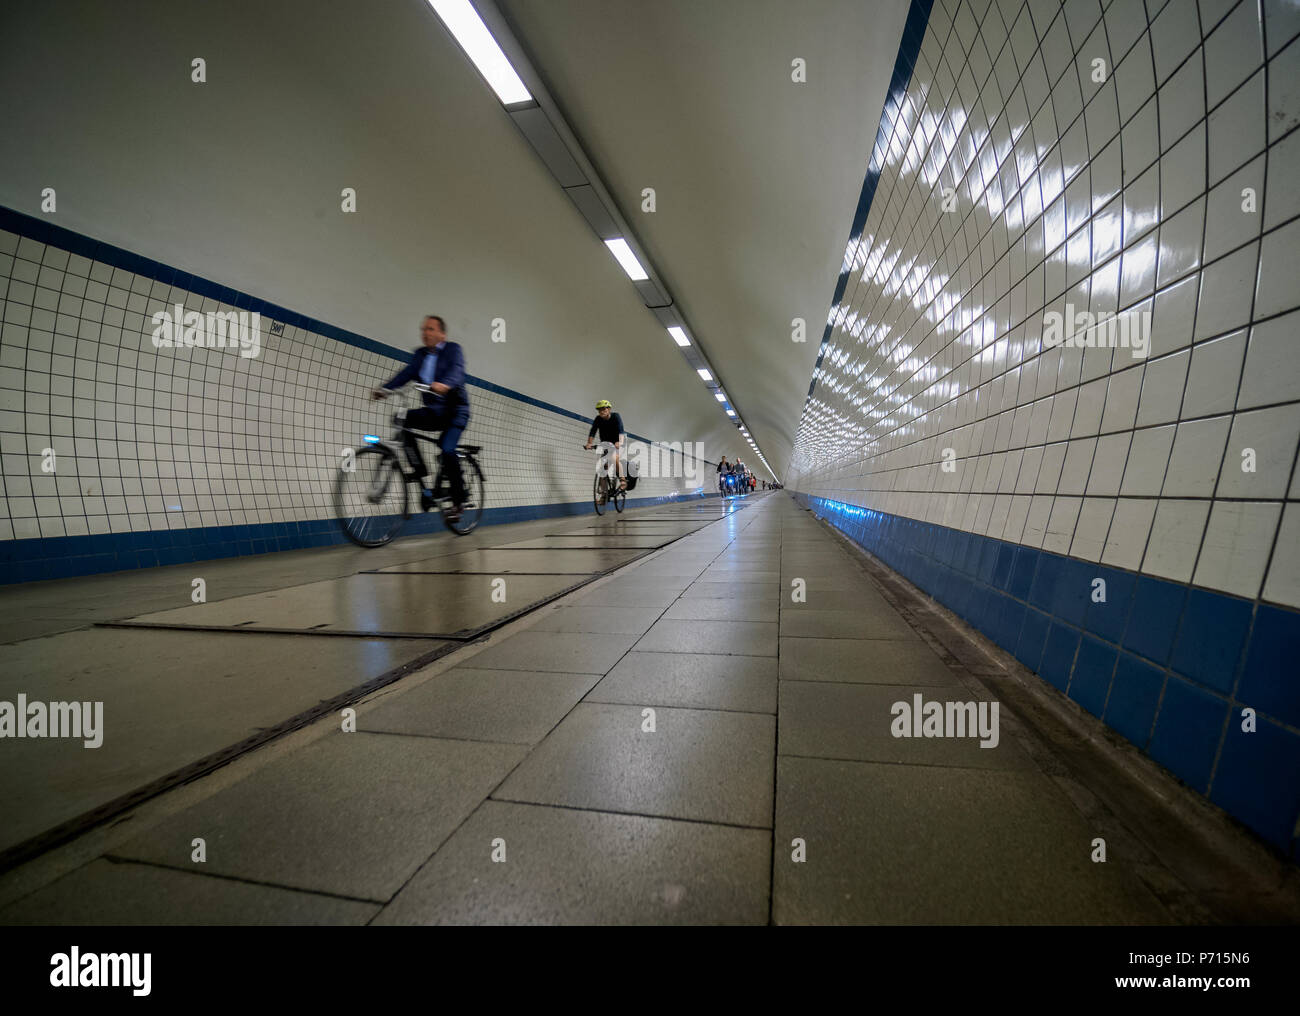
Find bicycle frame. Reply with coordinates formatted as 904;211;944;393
364;383;450;493
589;440;622;478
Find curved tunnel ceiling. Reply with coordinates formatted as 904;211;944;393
496;0;913;477
0;0;761;463
0;0;913;479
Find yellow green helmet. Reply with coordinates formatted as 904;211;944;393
595;399;612;409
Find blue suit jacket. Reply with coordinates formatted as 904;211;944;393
382;341;470;425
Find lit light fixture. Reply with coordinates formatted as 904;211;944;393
714;392;726;402
697;368;712;381
726;409;736;417
426;0;533;105
604;238;649;281
668;326;690;347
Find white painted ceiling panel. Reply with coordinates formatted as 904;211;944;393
496;0;912;475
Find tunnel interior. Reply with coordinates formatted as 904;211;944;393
0;0;1297;933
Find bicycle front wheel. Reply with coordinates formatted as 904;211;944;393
593;473;606;515
335;445;410;547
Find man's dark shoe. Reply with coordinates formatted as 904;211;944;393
420;490;436;512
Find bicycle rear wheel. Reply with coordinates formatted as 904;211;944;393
335;445;410;547
614;481;626;513
441;452;485;535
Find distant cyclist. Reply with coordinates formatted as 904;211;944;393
372;315;470;519
717;455;733;495
584;399;626;490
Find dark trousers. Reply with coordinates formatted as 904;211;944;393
404;407;465;503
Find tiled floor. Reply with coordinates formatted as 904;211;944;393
1;493;1295;924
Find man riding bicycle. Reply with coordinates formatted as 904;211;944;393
371;315;470;521
584;399;626;490
717;455;733;495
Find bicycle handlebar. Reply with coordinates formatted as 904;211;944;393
375;382;435;399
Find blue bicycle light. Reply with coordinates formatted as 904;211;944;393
363;434;380;444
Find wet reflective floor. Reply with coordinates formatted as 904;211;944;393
2;493;1297;924
0;497;746;863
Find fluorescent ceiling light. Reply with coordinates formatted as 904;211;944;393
697;368;712;381
427;0;533;105
668;326;690;347
714;392;726;402
604;238;649;281
726;409;736;417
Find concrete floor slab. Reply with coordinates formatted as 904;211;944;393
681;581;780;600
778;553;857;564
780;589;894;613
120;572;580;636
464;630;638;674
566;583;684;609
631;557;713;572
500;536;671;550
772;756;1174;925
110;733;526;901
373;800;770;925
494;703;775;827
778;637;962;686
778;682;1032;770
780;573;883;598
529;605;666;634
0;628;434;854
0;858;379;925
628;567;709;580
663;597;778;622
779;607;918;640
572;524;712;532
362;668;599;744
636;619;778;656
570;527;704;537
709;553;781;565
379;548;644;573
589;651;777;713
700;569;780;585
0;617;93;644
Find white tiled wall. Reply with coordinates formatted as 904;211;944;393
790;0;1300;608
0;230;712;543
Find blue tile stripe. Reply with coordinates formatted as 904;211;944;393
794;491;1300;857
807;0;935;401
0;489;724;584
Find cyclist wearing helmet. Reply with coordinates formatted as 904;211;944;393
584;399;626;490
